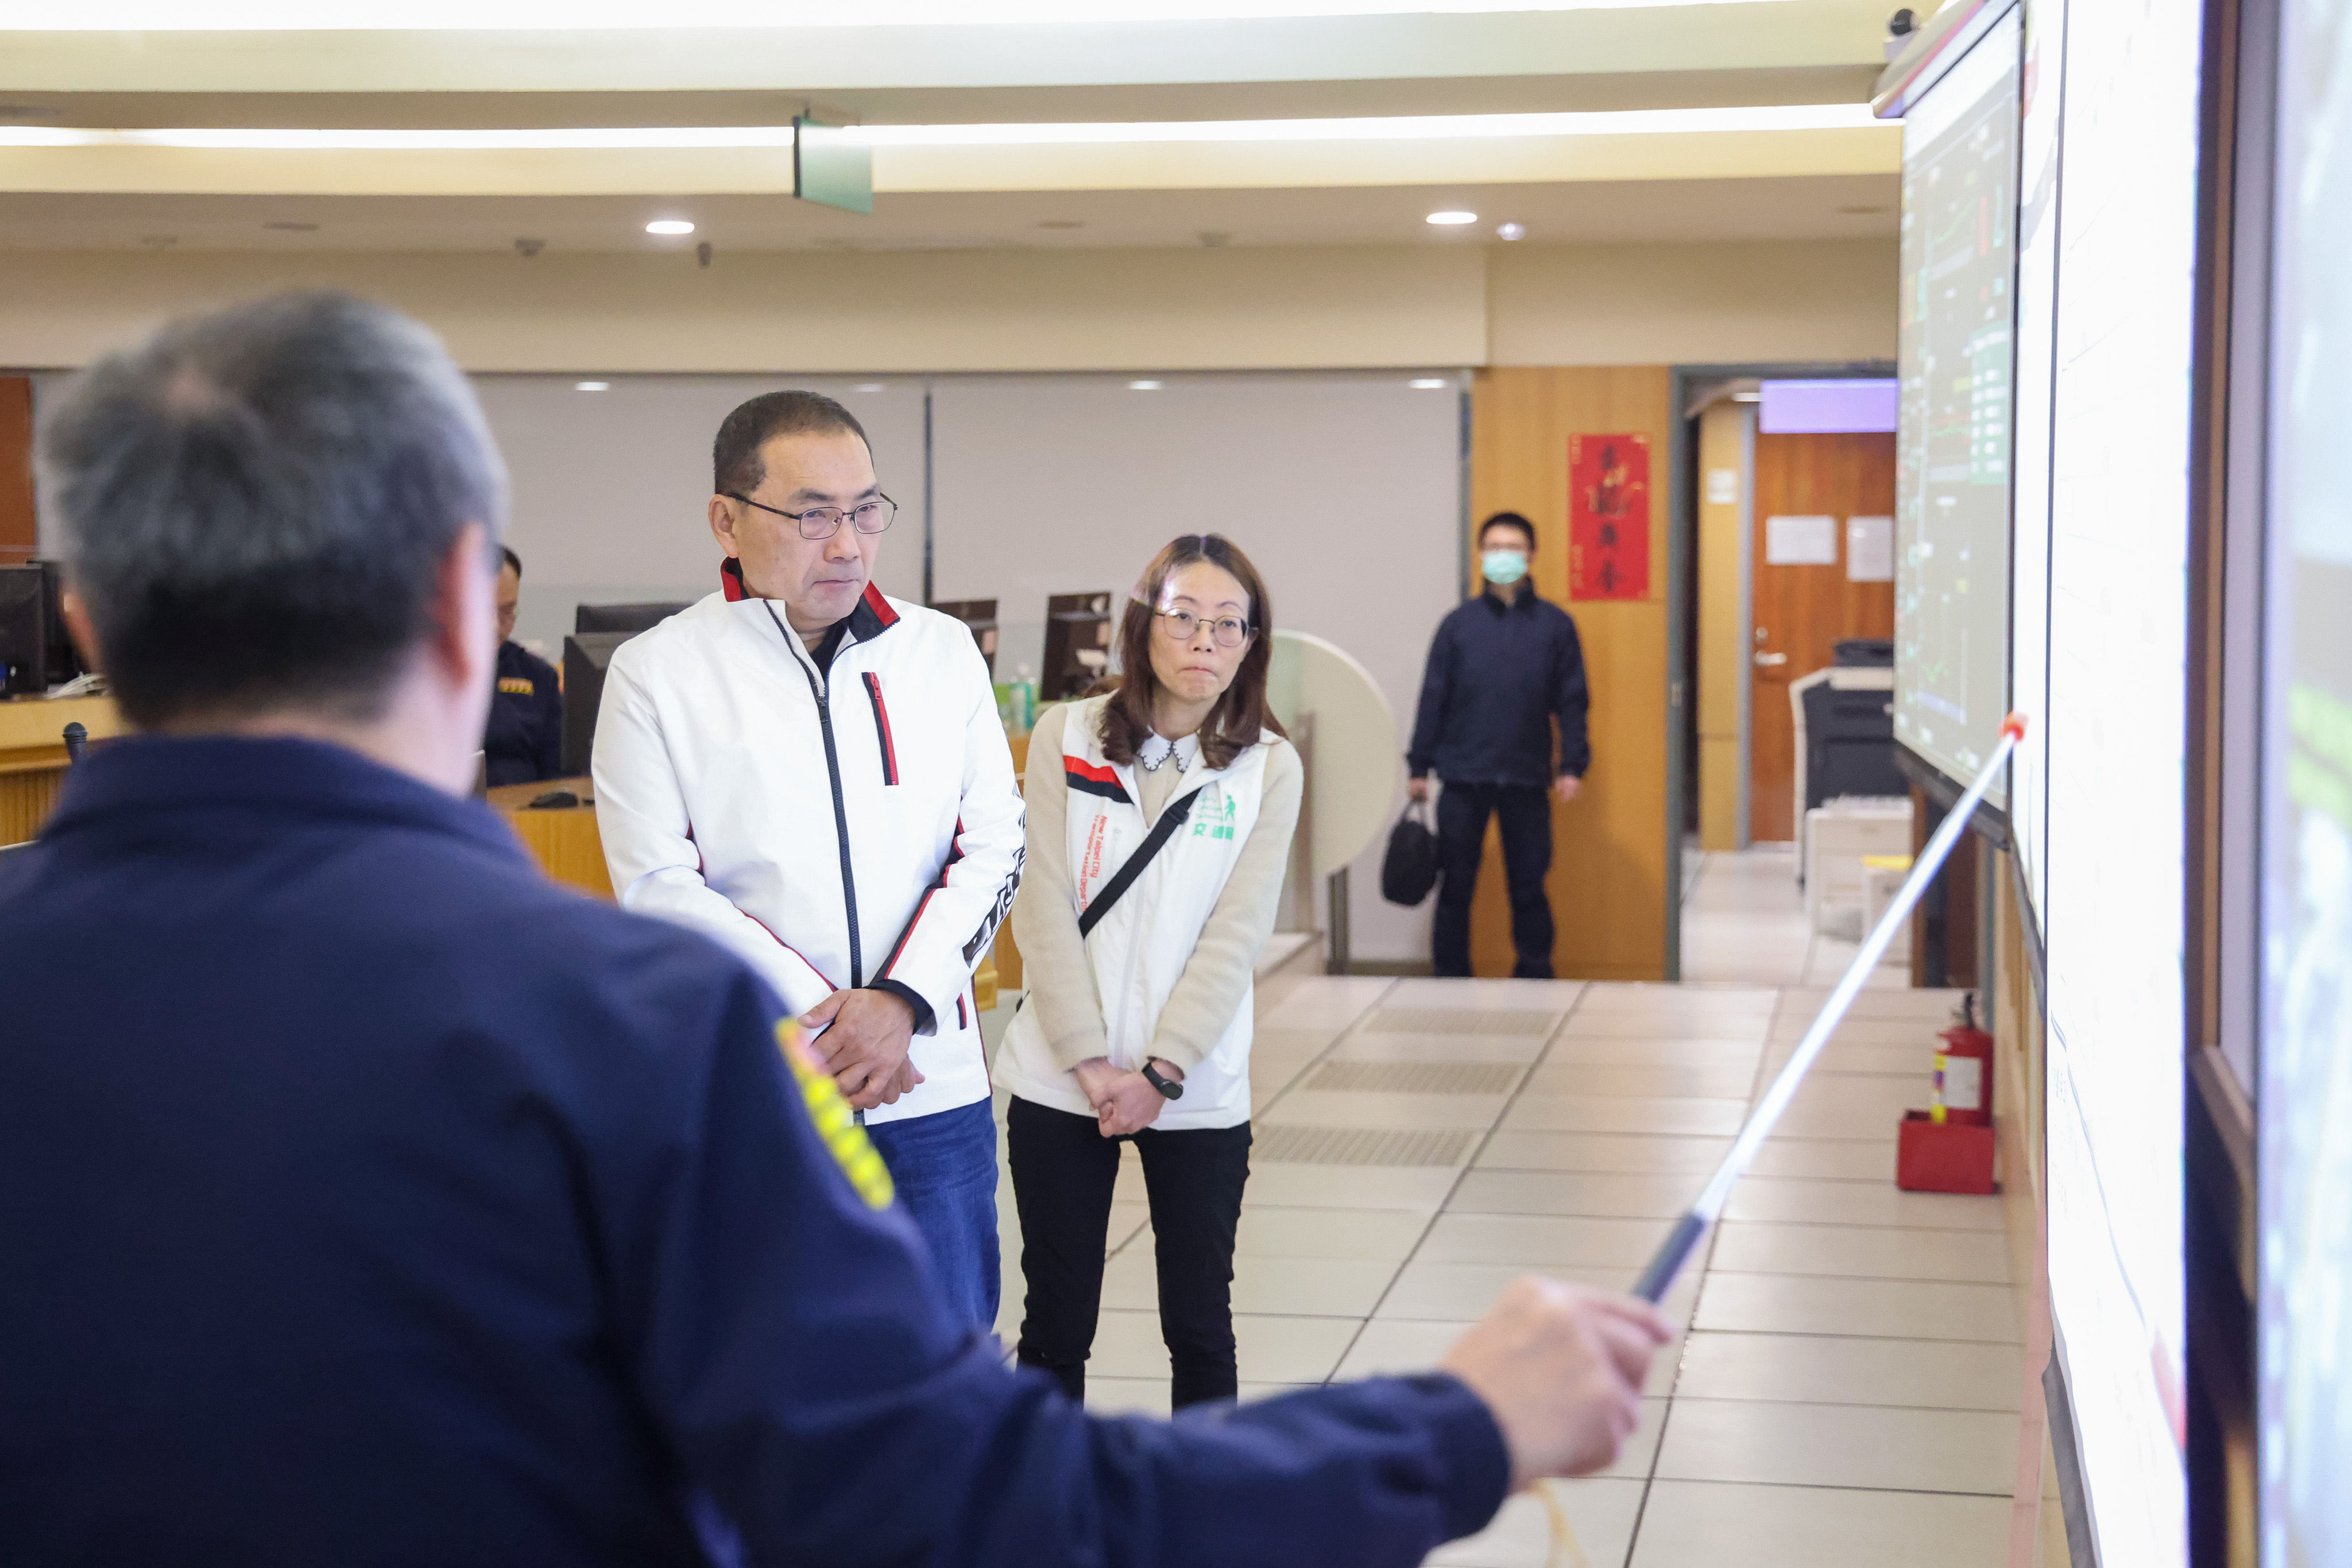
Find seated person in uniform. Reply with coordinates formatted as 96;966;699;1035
0;291;1669;1568
481;545;563;785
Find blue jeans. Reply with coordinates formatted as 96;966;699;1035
864;1097;1001;1332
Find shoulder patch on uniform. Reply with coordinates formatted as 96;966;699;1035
498;676;536;696
775;1020;895;1210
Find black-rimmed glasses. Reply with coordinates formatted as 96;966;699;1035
1154;609;1253;648
726;490;898;541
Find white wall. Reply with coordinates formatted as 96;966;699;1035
929;371;1464;962
467;374;929;653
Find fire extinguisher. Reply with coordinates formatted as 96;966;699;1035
1929;993;1994;1128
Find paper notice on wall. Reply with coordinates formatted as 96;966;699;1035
1847;514;1895;581
1705;468;1739;505
1765;513;1839;566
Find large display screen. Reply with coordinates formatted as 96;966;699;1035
2038;0;2197;1552
1894;7;2018;806
2261;0;2352;1557
2007;0;2061;920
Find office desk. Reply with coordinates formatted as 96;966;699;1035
0;694;127;845
488;773;1002;1011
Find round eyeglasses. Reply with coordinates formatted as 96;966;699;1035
726;491;898;541
1154;609;1253;648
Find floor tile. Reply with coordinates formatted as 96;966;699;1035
1519;1062;1759;1100
1776;986;1967;1021
1544;1036;1765;1070
1742;1140;1897;1181
1693;1272;2019;1342
1241;1164;1461;1210
1448;1169;1706;1220
1430;1477;1646;1568
1416;1211;1676;1269
1233;1205;1431;1261
1330;1317;1473;1379
1629;1479;2010;1568
1088;1308;1360;1381
1258;978;1395;1032
1560;1011;1778;1041
1267;1090;1510;1130
1769;1016;1954;1048
1653;1397;2017;1494
1476;1130;1734;1175
1578;983;1778;1012
1385;977;1587;1011
1763;1039;1943;1077
1708;1220;2013;1283
1327;1031;1552;1064
1722;1177;2005;1230
1500;1094;1748;1137
1673;1331;2025;1410
1100;1250;1401;1317
1380;1261;1701;1327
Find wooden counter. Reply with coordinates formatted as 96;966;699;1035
0;694;128;845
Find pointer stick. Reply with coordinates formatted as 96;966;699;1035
1631;712;2028;1304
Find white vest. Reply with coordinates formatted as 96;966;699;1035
999;695;1268;1131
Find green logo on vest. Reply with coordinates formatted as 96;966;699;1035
1192;792;1237;842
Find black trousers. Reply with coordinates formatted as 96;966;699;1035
1432;781;1556;978
1006;1095;1252;1409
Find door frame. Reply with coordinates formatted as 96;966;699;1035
1663;359;1897;980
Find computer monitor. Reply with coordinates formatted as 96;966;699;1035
929;598;999;676
574;601;690;636
561;631;638;778
1042;592;1115;701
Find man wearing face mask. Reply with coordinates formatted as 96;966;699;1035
591;391;1024;1331
1406;511;1590;979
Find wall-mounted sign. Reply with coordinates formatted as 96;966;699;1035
1567;433;1650;601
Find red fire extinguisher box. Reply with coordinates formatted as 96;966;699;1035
1896;1113;1997;1194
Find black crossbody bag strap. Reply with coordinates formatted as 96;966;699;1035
1077;785;1208;939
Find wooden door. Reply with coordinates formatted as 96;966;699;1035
1748;431;1896;840
1;378;34;566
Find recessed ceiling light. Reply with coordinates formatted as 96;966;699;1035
1128;380;1163;390
1410;378;1450;389
575;381;610;392
856;383;886;392
1731;391;1762;402
1427;210;1478;226
1495;221;1527;241
644;219;695;236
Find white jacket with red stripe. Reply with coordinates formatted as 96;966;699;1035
590;564;1025;1125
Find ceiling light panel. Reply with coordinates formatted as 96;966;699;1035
20;0;1801;28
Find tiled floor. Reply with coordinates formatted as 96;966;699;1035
981;848;2017;1567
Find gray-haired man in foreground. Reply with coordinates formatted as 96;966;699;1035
0;290;1669;1567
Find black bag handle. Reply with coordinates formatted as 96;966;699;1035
1078;784;1208;939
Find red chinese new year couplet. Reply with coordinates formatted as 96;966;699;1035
1566;433;1651;602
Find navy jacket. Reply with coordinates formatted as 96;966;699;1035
483;638;564;787
0;735;1507;1568
1407;585;1592;787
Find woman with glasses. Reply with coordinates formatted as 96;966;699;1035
999;533;1303;1410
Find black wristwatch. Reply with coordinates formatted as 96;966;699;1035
1140;1059;1185;1100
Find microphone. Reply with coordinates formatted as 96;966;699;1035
62;722;86;766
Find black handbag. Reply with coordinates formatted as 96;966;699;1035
1380;799;1439;906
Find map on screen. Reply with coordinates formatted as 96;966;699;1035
1895;9;2018;806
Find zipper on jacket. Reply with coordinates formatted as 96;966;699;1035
767;604;864;986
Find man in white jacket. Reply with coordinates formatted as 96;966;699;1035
593;391;1024;1329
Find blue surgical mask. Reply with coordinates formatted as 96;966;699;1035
1482;549;1529;586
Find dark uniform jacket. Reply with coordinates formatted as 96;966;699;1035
1407;584;1592;787
0;735;1508;1567
482;638;563;787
